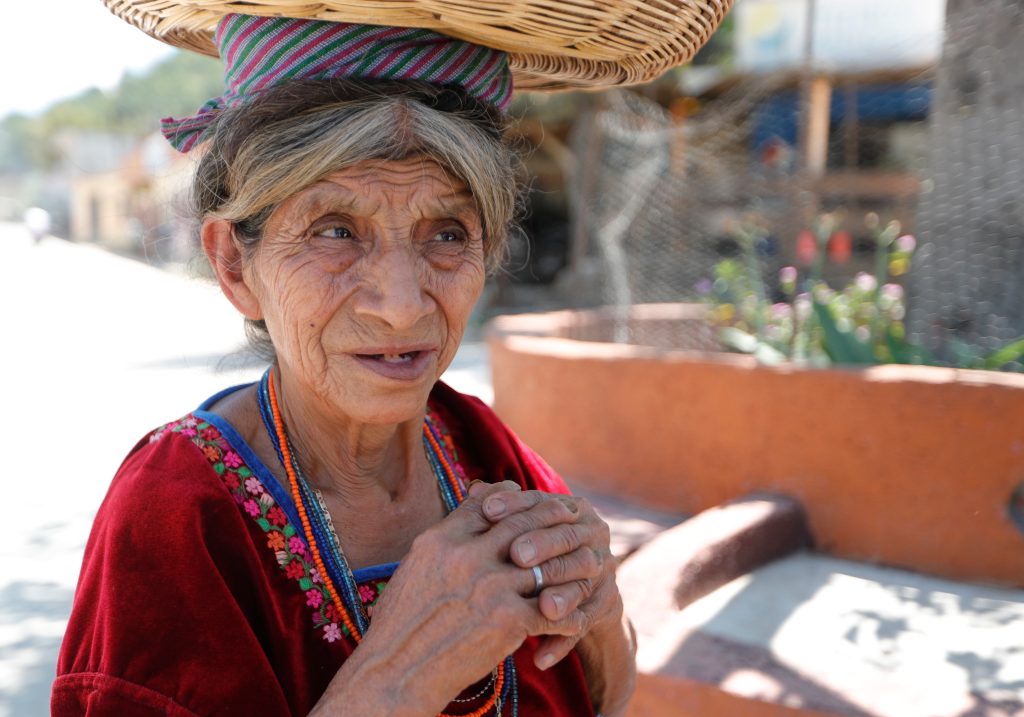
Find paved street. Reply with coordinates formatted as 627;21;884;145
0;225;491;716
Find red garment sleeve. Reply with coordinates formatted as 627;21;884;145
53;431;315;717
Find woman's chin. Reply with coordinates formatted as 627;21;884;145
330;355;441;425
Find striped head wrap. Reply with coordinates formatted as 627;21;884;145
161;14;513;153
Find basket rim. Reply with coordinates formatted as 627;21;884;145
102;0;733;91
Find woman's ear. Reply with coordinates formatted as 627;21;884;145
201;218;263;321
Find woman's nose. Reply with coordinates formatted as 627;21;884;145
354;244;434;330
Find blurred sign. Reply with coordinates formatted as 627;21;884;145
735;0;945;72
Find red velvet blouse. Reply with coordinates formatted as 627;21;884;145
53;382;596;717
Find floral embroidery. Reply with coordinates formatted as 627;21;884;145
267;506;287;526
150;415;345;642
358;584;375;604
323;623;342;642
150;405;466;644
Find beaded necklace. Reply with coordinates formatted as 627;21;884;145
256;368;518;716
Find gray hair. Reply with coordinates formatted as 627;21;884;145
190;79;523;353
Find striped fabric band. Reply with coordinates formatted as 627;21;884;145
161;14;513;152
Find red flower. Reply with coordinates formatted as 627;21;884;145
223;473;241;490
267;507;287;527
266;532;286;550
285;561;305;579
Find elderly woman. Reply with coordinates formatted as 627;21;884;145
54;5;728;716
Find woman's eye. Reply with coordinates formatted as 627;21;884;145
316;226;353;240
434;229;463;243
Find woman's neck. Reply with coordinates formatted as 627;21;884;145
273;365;430;509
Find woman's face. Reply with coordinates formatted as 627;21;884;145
244;156;487;424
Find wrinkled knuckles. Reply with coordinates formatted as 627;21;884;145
554;523;584;556
539;554;570;584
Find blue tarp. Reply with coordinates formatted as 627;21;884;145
752;83;933;153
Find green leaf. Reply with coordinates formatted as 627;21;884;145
947;337;982;369
237;466;252;478
982;337;1024;370
883;327;939;366
212;462;226;475
283;525;296;538
256;518;271;532
720;326;759;353
719;327;787;364
299;577;313;591
813;301;877;365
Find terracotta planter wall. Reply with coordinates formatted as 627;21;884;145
488;305;1024;587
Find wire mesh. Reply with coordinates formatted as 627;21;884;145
567;0;1024;369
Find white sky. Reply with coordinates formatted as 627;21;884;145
0;1;178;117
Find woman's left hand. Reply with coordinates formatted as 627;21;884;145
478;486;636;716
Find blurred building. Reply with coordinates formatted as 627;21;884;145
68;132;193;262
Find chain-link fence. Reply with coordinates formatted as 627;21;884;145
564;0;1024;369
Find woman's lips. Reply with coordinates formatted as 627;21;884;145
350;348;436;381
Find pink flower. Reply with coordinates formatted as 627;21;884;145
201;427;219;440
182;417;198;428
306;590;323;608
896;234;916;253
243;500;260;517
881;283;904;301
310;568;322;584
180;428;198;437
289;536;308;557
224;451;243;468
358;584;376;604
323;623;342;642
779;265;798;285
854;272;878;292
245;477;264;495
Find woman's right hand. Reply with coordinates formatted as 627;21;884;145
310;480;591;717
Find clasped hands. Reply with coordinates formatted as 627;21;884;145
351;479;625;716
466;479;619;671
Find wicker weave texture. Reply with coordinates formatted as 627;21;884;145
103;0;733;90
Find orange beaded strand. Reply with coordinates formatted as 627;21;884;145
423;424;465;503
267;371;363;643
440;661;505;717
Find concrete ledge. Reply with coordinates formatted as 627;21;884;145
621;552;1024;717
618;494;812;610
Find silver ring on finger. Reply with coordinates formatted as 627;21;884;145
531;565;544;597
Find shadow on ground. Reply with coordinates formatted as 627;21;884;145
0;582;74;717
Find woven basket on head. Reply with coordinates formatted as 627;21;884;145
103;0;733;91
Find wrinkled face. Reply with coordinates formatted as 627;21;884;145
245;157;487;424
